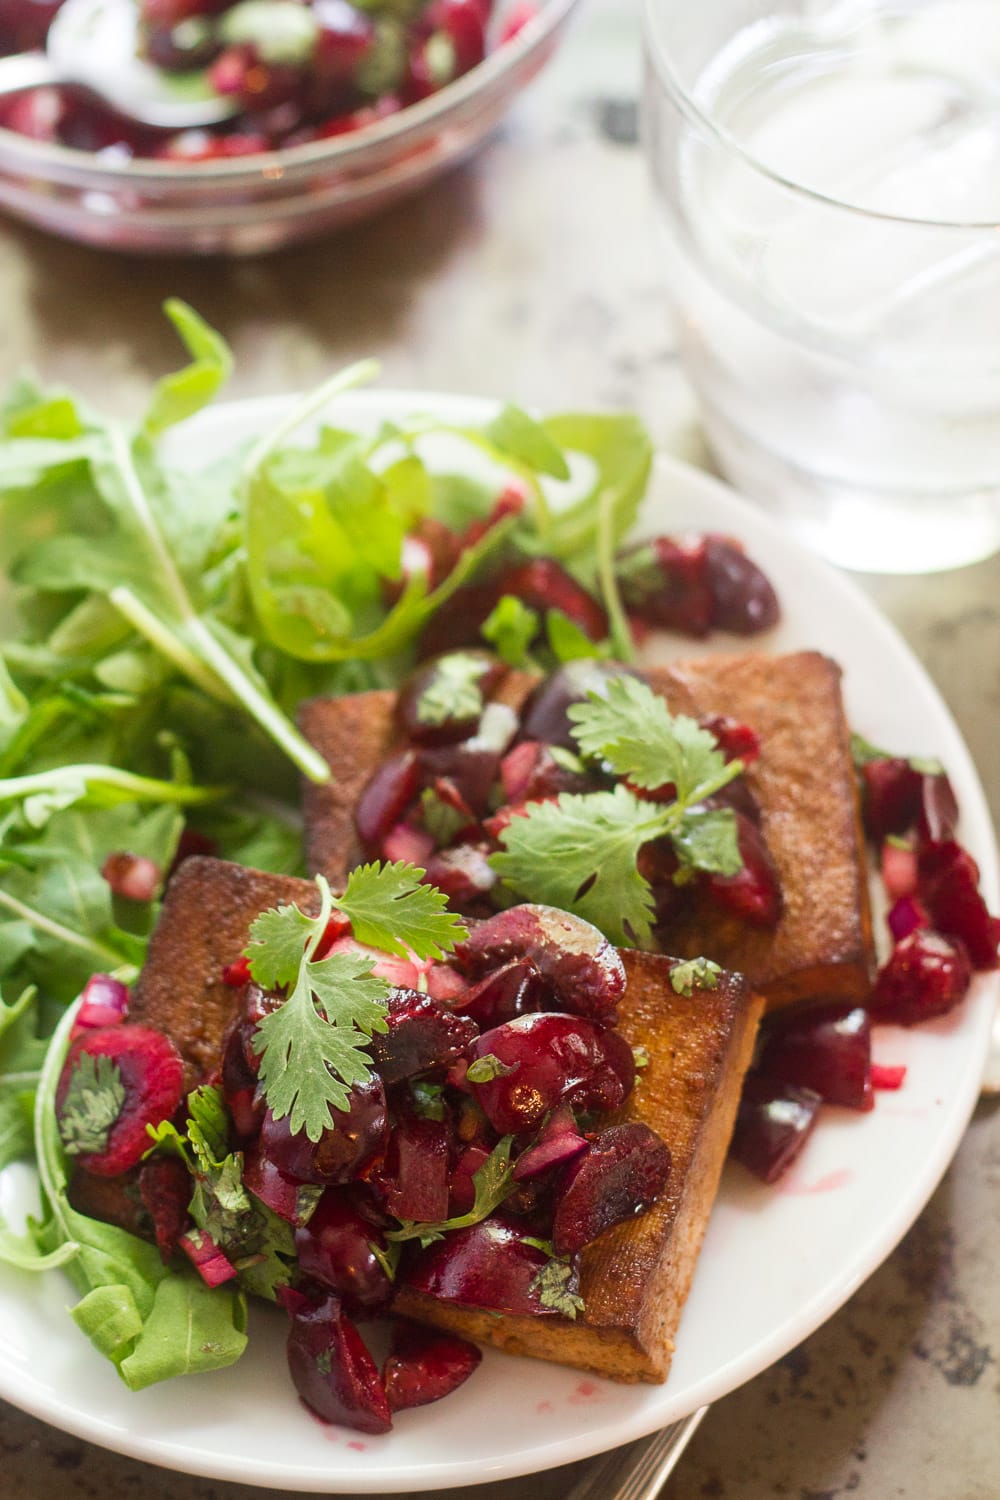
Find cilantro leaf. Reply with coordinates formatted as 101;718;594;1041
669;957;723;996
481;595;540;668
416;653;488;728
387;1135;516;1245
251;957;389;1142
568;676;730;801
245;899;317;989
335;861;467;960
491;786;667;947
529;1257;585;1319
671;806;741;877
57;1052;125;1157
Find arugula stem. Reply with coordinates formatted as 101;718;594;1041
596;479;635;663
0;890;126;969
33;1001;83;1237
0;765;228;807
241;360;381;488
108;426;196;624
108;430;332;785
109;586;228;701
193;618;331;784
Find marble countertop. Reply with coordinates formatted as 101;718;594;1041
1;2;999;1495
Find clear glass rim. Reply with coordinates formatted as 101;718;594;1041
0;0;580;187
642;0;1000;231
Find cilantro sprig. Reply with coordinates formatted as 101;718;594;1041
490;676;746;947
243;867;466;1141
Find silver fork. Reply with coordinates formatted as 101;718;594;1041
564;1407;708;1500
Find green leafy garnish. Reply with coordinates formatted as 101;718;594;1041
387;1135;516;1247
490;676;744;946
416;652;490;727
567;675;728;800
420;786;467;847
57;1053;125;1158
482;596;540;669
850;732;944;778
669;957;723;996
529;1257;585;1319
465;1053;518;1084
244;868;464;1140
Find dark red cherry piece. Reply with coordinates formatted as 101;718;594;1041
383;1320;482;1412
704;535;780;634
356;750;419;851
402;1218;559;1317
615;534;713;637
552;1122;671;1256
294;1189;394;1317
870;929;973;1025
457;903;625;1025
757;1005;873;1112
729;1074;822;1184
284;1291;392;1434
369;987;478;1087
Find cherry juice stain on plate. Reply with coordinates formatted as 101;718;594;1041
775;1167;854;1196
568;1379;607;1405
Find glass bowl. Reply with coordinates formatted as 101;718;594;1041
0;0;580;255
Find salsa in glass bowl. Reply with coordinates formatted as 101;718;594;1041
0;0;579;253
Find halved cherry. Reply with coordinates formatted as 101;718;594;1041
402;1217;561;1317
283;1290;392;1434
550;1123;670;1257
384;1320;482;1412
456;904;625;1025
56;1026;184;1178
757;1005;873;1112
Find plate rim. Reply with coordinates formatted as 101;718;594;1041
0;388;995;1492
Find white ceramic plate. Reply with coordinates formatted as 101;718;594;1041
0;391;996;1493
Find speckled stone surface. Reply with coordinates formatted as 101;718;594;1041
1;2;998;1497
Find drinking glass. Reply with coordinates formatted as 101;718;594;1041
642;0;1000;573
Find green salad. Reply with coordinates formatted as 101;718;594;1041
0;300;653;1388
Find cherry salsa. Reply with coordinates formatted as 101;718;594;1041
58;903;671;1431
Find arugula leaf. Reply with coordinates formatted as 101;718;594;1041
387;1135;516;1246
143;300;233;438
335;861;467;960
486;405;570;481
57;1053;125;1157
116;1273;247;1391
482;595;540;668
